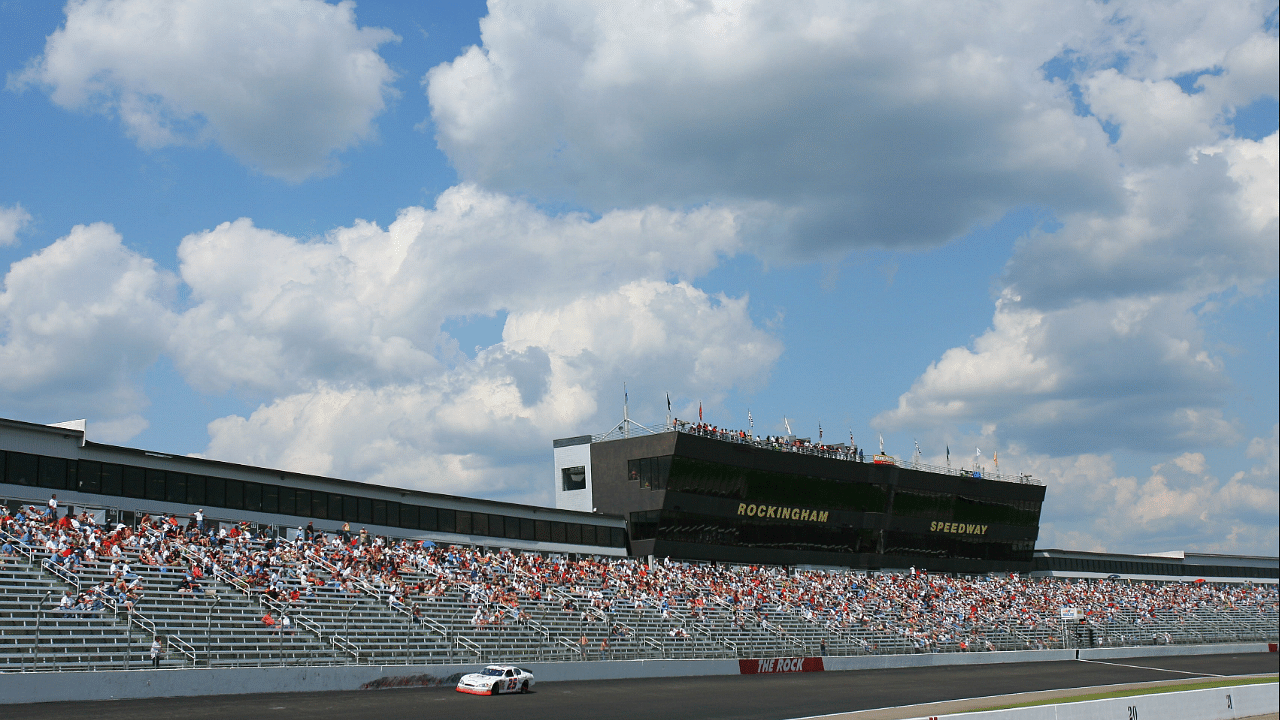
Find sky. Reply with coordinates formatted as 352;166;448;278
0;0;1276;556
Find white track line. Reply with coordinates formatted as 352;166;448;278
1076;658;1224;677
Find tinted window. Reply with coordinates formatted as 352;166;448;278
343;495;358;522
358;497;372;524
328;494;343;522
566;523;582;545
580;524;595;545
78;460;102;494
471;512;487;536
400;504;418;529
386;502;399;529
144;469;166;501
535;520;550;542
372;499;386;526
278;487;295;516
262;484;278;513
438;508;455;534
561;465;586;491
456;510;473;535
244;482;263;512
611;527;626;548
186;475;206;505
224;479;244;510
7;452;38;486
311;490;327;519
419;506;438;531
205;476;225;507
550;521;566;543
166;473;187;504
505;516;521;540
123;466;145;499
294;489;310;517
101;464;123;496
520;518;536;541
39;457;68;490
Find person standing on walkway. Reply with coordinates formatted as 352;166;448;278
150;636;163;668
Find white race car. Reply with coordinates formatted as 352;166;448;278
455;665;535;695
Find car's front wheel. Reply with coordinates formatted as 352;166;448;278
520;680;529;693
491;682;500;696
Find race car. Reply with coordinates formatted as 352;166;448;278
455;665;535;695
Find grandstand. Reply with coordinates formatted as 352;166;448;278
0;415;1276;674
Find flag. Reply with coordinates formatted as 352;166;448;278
818;421;823;440
784;417;792;435
624;383;628;405
994;450;998;468
666;393;671;412
879;433;884;453
698;402;703;421
976;447;981;457
946;445;950;462
748;409;753;428
914;439;921;457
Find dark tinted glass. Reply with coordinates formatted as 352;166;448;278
455;510;472;535
294;489;310;517
343;496;358;522
166;473;187;503
611;527;626;548
144;469;165;501
328;494;343;522
438;508;455;534
244;482;262;512
101;464;123;496
311;491;327;519
224;479;243;510
123;466;145;498
550;521;566;543
419;506;438;531
78;460;102;493
38;457;68;490
186;476;205;505
386;502;399;528
470;512;487;536
535;520;550;542
358;497;372;524
400;504;418;529
262;484;278;513
566;523;582;544
372;500;386;526
580;524;595;545
7;452;38;486
520;518;535;541
205;476;225;507
278;487;295;516
505;516;520;540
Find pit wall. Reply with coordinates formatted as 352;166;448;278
0;642;1273;705
908;682;1278;720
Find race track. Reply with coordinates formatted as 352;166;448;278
6;651;1277;720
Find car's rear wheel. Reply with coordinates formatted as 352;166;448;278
520;680;529;693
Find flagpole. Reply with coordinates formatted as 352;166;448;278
623;382;629;438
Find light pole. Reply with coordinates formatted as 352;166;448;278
205;592;221;668
34;590;51;671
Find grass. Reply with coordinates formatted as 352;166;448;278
970;675;1278;712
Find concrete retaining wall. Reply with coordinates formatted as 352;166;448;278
911;681;1279;720
0;642;1271;705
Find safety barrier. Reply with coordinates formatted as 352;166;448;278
907;682;1278;720
0;641;1271;705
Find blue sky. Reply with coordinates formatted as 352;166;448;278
1;0;1276;556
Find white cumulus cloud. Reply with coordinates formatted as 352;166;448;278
11;0;399;180
0;204;32;247
0;222;176;441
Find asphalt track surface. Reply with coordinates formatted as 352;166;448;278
7;652;1277;720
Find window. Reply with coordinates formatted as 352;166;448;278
611;527;626;548
627;456;671;490
580;524;596;546
520;518;536;541
629;510;661;541
550;522;566;543
6;452;37;486
101;464;123;496
244;482;262;513
261;484;278;514
566;523;582;545
438;508;455;533
123;466;145;499
78;460;102;494
311;490;328;519
328;494;343;522
372;500;386;526
343;496;358;522
39;457;68;489
561;466;587;491
419;506;438;531
535;520;550;542
225;479;244;510
166;473;187;504
293;488;309;517
456;510;473;535
504;516;520;540
278;486;295;516
386;502;399;528
145;469;166;501
358;497;372;524
471;512;488;536
400;505;418;530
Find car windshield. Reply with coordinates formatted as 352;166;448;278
480;668;505;677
